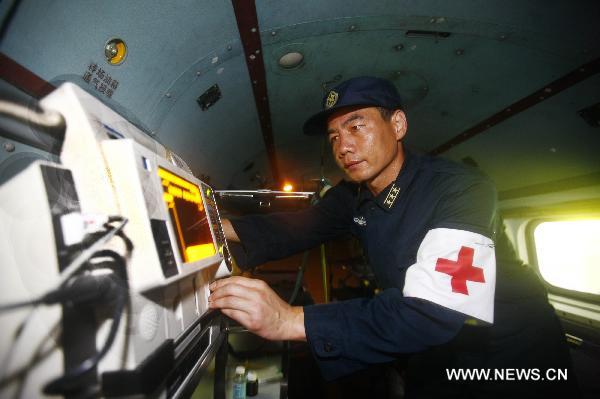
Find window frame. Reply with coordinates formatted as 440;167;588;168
526;216;600;304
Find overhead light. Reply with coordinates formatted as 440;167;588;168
282;183;293;192
278;52;304;69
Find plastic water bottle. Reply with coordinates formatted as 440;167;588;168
233;365;246;399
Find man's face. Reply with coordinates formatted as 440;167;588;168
327;106;406;187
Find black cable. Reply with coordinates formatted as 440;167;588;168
88;249;129;282
112;227;134;253
0;219;131;314
57;217;129;289
0;220;134;397
43;250;129;395
285;177;331;306
288;249;310;305
0;297;44;312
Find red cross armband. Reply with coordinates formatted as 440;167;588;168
403;228;496;323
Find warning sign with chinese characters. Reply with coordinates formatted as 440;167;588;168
403;228;496;323
82;63;119;98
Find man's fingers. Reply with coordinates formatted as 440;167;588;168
210;276;267;292
209;294;258;315
209;282;260;303
220;308;251;328
210;283;257;298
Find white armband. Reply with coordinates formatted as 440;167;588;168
403;228;496;323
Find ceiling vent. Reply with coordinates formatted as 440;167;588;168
197;84;221;111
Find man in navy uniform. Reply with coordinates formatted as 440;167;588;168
209;77;576;397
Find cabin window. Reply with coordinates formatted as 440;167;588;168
533;219;600;295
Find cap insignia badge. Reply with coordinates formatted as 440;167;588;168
325;90;338;109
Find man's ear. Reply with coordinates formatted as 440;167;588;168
391;109;408;140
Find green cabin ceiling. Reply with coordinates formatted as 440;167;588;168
1;0;599;195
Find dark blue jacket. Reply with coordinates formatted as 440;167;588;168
231;149;566;384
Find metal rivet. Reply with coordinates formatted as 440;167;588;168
251;27;257;33
3;142;15;152
455;49;465;56
429;18;436;23
394;44;404;51
196;71;201;76
165;93;172;98
227;45;232;51
549;147;557;153
255;49;260;54
349;25;356;31
506;108;512;112
271;31;277;36
252;80;257;85
499;34;507;40
249;54;256;60
544;87;552;93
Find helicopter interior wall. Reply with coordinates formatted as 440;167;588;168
501;205;600;398
1;0;598;191
1;0;599;397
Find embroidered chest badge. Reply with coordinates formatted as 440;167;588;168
383;184;400;209
353;216;367;226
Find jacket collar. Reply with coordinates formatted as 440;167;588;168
356;147;421;212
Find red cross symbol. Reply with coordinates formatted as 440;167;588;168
435;246;485;295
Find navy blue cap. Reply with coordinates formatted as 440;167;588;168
303;76;403;135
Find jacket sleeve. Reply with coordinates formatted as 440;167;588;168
431;171;498;237
304;290;466;380
304;171;497;380
229;182;355;269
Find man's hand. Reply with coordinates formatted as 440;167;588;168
221;219;240;242
208;276;306;342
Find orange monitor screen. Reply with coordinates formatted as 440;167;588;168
159;167;216;263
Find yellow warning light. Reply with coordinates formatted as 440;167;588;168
105;38;127;65
283;183;293;192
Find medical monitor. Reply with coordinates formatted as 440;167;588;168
158;167;216;264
